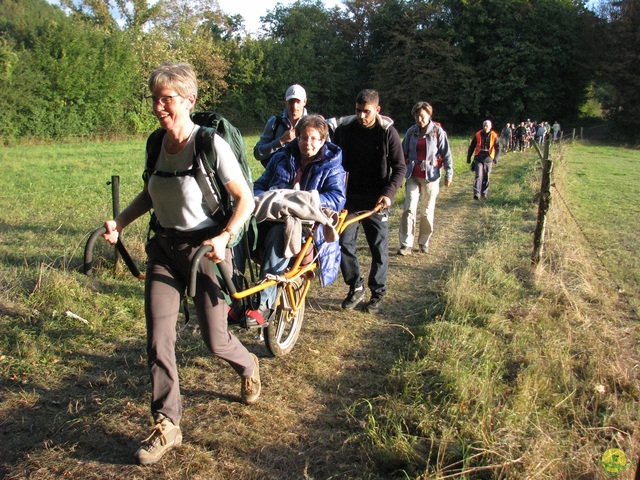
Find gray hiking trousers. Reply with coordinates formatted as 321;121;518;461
144;231;255;425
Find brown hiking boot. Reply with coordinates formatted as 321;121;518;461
242;353;261;405
134;416;182;466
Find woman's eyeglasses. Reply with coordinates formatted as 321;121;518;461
145;95;181;107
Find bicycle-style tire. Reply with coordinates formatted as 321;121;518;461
265;276;306;357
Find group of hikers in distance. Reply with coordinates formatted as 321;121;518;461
99;61;525;466
500;119;562;153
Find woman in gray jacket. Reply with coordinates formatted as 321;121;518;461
397;101;453;255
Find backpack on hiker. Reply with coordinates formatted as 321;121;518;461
430;121;445;169
270;114;287;141
143;111;256;250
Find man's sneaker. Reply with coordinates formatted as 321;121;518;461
397;246;412;256
241;353;261;405
244;304;272;329
365;295;383;314
341;286;365;310
419;245;429;254
134;416;182;466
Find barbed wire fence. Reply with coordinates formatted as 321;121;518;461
530;135;639;321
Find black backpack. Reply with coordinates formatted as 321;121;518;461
144;111;254;248
271;114;287;141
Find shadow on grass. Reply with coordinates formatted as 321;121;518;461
1;165;500;479
1;346;147;471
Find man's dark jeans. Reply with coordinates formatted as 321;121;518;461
473;158;493;198
339;210;389;297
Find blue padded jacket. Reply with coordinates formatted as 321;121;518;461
253;140;347;286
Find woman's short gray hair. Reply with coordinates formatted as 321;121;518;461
148;62;198;99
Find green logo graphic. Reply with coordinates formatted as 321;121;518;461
597;448;632;477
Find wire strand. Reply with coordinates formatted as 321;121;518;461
551;183;639;320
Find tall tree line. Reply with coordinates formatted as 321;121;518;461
0;0;637;142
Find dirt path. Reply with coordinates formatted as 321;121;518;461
167;174;485;479
2;169;489;480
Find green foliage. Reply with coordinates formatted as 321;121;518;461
259;0;357;119
0;0;233;141
0;0;635;140
595;0;640;142
579;83;606;119
443;0;596;127
148;0;231;111
219;37;271;128
368;0;470;128
0;0;143;140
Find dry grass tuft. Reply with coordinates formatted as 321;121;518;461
350;147;640;479
2;141;638;479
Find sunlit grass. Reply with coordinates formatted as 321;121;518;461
562;143;640;311
1;137;638;478
349;141;640;478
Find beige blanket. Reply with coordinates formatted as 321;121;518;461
253;189;340;258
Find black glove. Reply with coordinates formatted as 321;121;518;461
470;160;476;171
466;157;471;164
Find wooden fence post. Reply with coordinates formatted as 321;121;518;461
531;138;552;265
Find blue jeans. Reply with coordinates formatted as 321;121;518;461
258;222;289;308
339;210;389;297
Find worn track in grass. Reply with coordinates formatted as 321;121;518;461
0;167;499;479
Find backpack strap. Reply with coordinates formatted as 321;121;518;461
431;122;444;168
271;114;286;140
194;126;230;223
143;128;167;182
144;126;228;223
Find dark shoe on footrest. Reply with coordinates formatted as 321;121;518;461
244;304;272;329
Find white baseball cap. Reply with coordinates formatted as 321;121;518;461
285;84;306;101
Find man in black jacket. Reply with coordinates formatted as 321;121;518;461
333;89;406;314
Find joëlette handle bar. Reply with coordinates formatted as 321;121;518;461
84;226;145;279
189;245;235;298
336;203;383;234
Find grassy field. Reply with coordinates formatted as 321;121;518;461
0;136;638;479
562;143;640;313
352;140;640;478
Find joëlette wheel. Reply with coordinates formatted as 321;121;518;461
265;276;306;357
